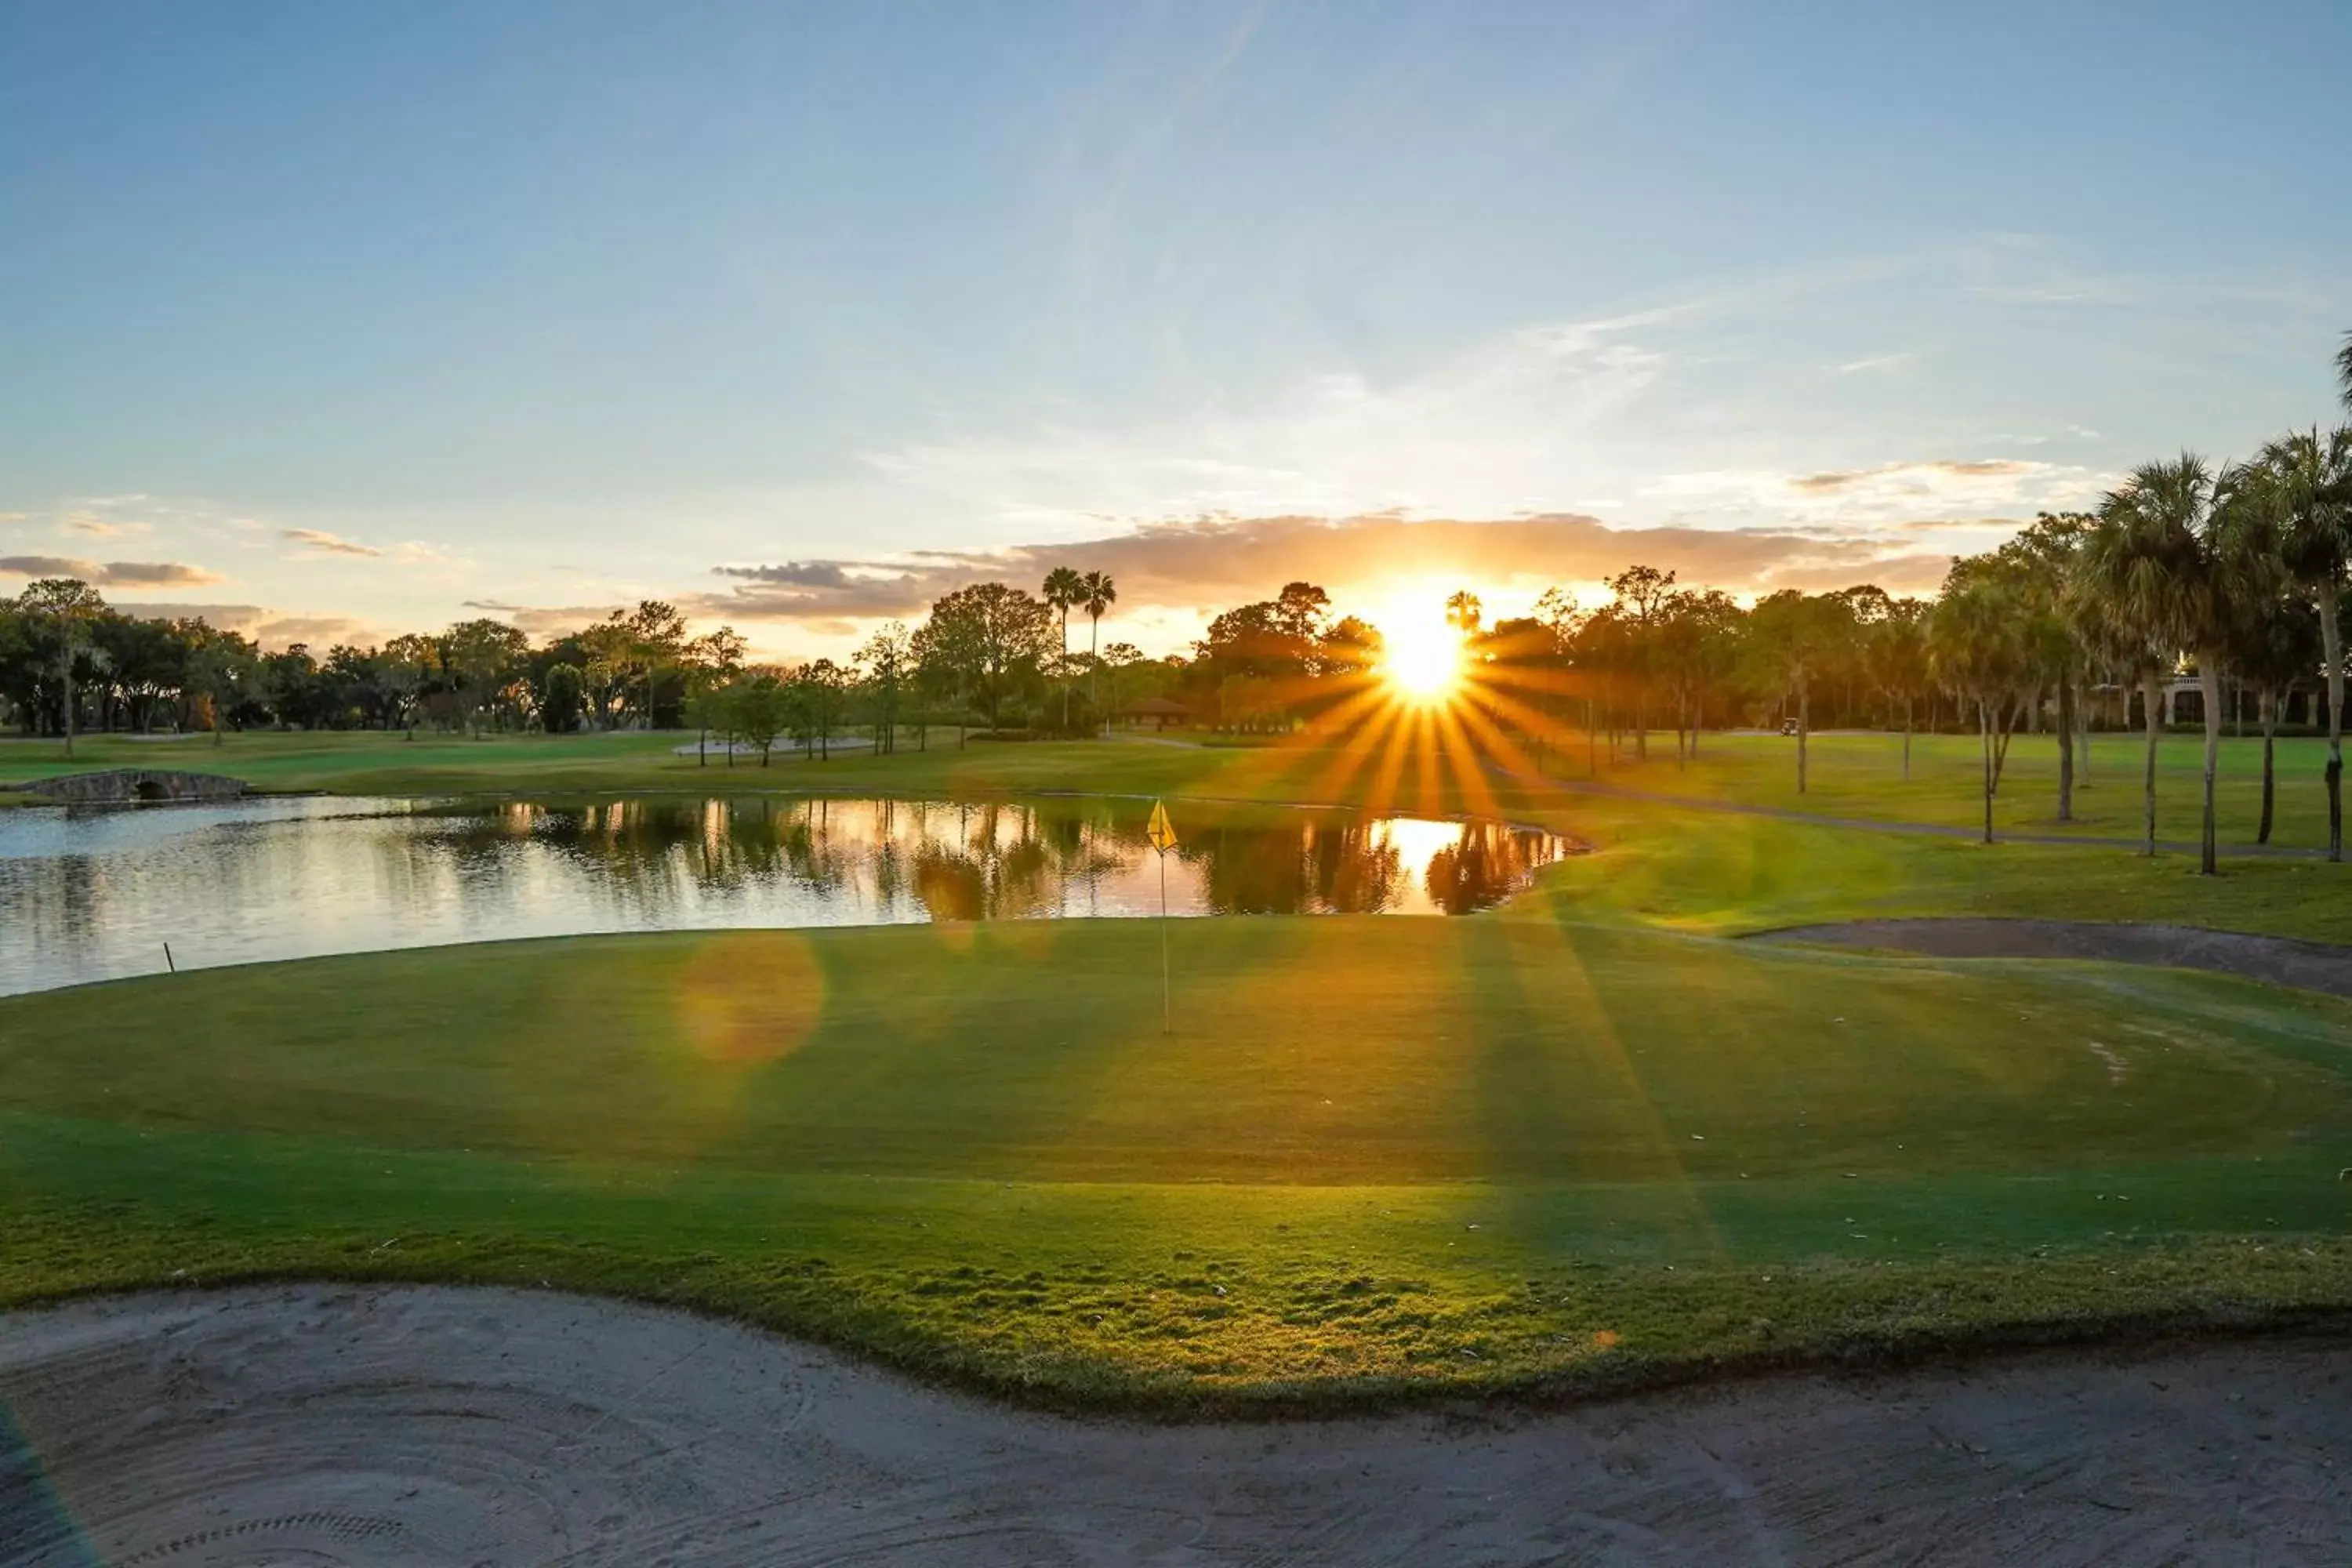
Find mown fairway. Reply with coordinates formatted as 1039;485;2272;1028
1576;728;2352;850
5;917;2350;1407
6;728;2352;1406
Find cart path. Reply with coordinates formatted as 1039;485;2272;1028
3;1285;2349;1566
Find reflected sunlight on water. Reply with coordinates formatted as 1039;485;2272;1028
0;795;1578;993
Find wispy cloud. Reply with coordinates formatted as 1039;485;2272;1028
713;561;862;590
1835;353;1915;375
1653;457;2110;521
1967;285;2105;305
0;554;101;579
0;556;223;588
283;527;384;557
844;266;2128;554
101;560;224;586
860;309;1684;529
115;601;377;649
64;511;148;537
461;598;626;637
1991;424;2103;448
278;526;451;567
1788;459;2036;494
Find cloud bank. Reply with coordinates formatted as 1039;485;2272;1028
114;602;379;649
459;599;629;637
688;510;1967;627
0;556;222;588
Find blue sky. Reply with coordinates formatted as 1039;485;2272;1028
3;1;2348;652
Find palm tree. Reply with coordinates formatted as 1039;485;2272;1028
2338;330;2352;411
2068;572;2163;837
2258;426;2352;860
2234;598;2318;846
1995;512;2093;821
1746;590;1836;793
1079;570;1116;733
2209;462;2303;844
1042;566;1083;733
2078;456;2240;874
1866;600;1930;782
1928;578;2027;844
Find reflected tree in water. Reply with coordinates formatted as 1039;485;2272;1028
1308;822;1406;913
1423;824;1549;915
1184;818;1407;915
0;795;1575;993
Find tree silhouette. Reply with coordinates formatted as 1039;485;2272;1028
2081;456;2241;873
18;579;107;757
1080;571;1117;731
1929;577;2028;843
1042;567;1083;732
2256;426;2352;859
915;582;1054;731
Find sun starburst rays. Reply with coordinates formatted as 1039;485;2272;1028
1199;619;1590;833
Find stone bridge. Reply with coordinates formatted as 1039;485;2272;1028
14;769;249;804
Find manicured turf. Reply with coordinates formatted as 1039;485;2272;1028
5;728;2351;1406
6;723;2347;852
1575;727;2352;850
0;728;1223;802
1534;799;2352;944
5;921;2350;1408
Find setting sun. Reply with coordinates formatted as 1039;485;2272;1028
5;9;2334;1557
1380;617;1463;703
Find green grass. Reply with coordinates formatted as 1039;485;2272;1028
7;726;2352;1407
1543;727;2348;849
5;724;2343;853
1533;797;2352;943
5;921;2350;1410
0;728;1219;802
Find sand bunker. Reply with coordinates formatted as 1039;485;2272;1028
3;1286;2348;1564
1751;918;2352;999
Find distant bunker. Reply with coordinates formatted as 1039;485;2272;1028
17;769;249;804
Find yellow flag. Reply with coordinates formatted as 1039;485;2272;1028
1147;800;1178;854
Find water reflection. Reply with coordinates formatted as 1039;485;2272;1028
0;796;1578;994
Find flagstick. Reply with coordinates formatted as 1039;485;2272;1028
1148;800;1177;1036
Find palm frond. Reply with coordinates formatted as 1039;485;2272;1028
2256;425;2352;584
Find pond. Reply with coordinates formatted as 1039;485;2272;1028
0;795;1579;994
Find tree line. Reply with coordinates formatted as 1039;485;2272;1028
0;596;742;752
0;573;1169;764
9;338;2347;862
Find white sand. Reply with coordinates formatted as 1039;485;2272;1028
3;1286;2348;1564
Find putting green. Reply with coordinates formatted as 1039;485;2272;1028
5;917;2350;1408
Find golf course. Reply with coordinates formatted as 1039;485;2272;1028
11;15;2350;1553
3;728;2348;1413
